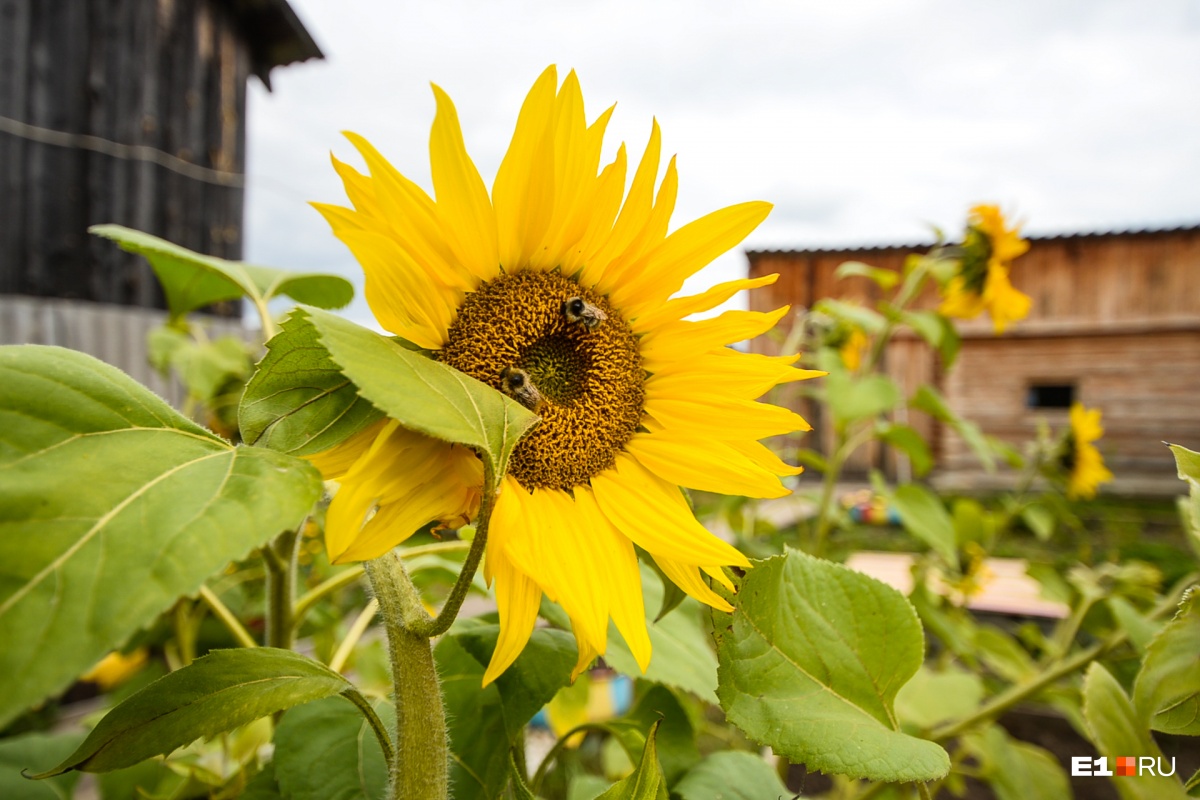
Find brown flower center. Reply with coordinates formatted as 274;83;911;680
439;271;644;490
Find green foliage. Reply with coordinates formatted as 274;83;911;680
1082;664;1190;800
1133;588;1200;734
602;563;719;703
909;384;995;471
436;622;575;799
30;648;361;777
298;306;539;484
893;665;983;730
825;372;900;429
813;298;887;334
596;722;666;800
274;696;392;800
0;346;321;729
621;686;699;786
673;751;791;800
0;732;85;800
239;309;384;456
834;260;900;290
713;550;949;782
887;482;958;566
961;725;1070;800
89;225;353;320
875;422;934;477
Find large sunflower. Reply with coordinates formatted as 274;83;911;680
939;204;1032;333
1063;403;1113;500
309;67;819;684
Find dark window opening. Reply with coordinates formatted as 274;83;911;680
1027;384;1075;409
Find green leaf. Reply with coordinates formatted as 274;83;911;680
1020;501;1056;541
89;225;353;319
274;695;393;800
713;549;950;782
825;373;901;429
910;385;995;472
29;649;355;777
975;626;1037;683
951;498;993;549
1170;444;1200;483
673;751;790;800
875;422;934;477
1107;596;1163;654
889;483;958;567
1082;663;1189;800
813;298;886;334
894;665;983;730
0;732;85;800
900;310;960;370
239;309;384;456
962;724;1071;800
510;751;541;800
301;306;539;483
834;261;900;290
597;722;667;800
623;686;700;786
437;623;576;799
240;761;285;800
0;346;321;729
603;563;719;703
1134;588;1200;735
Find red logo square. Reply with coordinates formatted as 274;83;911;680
1116;756;1137;776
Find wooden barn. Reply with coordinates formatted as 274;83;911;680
0;0;321;395
747;224;1200;495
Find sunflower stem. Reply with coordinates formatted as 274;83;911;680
263;529;298;650
407;463;497;639
366;553;450;800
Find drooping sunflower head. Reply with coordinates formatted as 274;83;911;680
310;66;822;684
1062;403;1114;500
938;204;1032;333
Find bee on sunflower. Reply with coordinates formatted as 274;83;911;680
307;67;822;684
1060;403;1114;500
938;205;1032;333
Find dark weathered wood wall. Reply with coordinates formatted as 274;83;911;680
747;227;1200;492
0;0;249;314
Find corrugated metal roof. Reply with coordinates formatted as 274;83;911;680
747;221;1200;257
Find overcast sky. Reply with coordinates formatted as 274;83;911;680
244;0;1200;325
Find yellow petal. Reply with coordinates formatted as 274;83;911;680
575;487;651;672
569;145;627;278
572;633;600;681
429;84;500;282
982;263;1031;333
626;431;791;498
325;423;483;563
726;439;805;478
503;489;610;657
340;132;473;293
598;155;679;297
305;419;387;481
640;307;790;371
591;454;750;568
644;395;812;441
632;274;779;333
646;348;824;401
494;65;558;270
651;555;733;613
585;121;661;287
329;154;383;220
482;543;543;686
613;201;772;316
320;224;457;349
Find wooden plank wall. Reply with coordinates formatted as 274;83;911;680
747;228;1200;492
0;0;249;314
0;294;254;409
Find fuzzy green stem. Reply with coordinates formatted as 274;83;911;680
366;554;449;800
292;540;472;630
264;529;298;649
